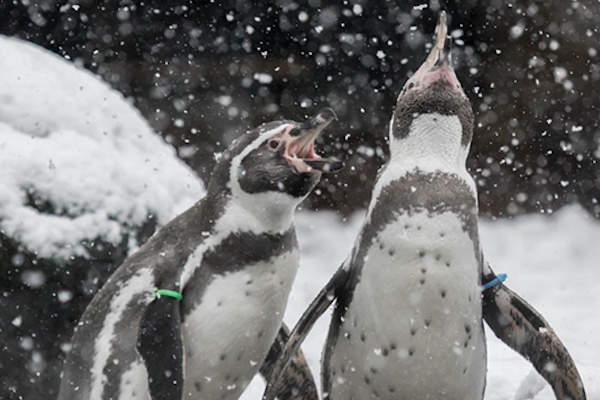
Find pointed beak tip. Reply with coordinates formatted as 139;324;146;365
433;11;453;68
317;107;338;124
438;11;447;27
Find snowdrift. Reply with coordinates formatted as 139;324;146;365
0;36;204;259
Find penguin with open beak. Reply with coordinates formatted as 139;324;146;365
58;109;341;400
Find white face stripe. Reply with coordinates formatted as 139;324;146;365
228;123;291;199
90;268;154;400
180;124;300;288
229;123;300;228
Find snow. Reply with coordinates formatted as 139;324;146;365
0;36;204;259
1;33;597;400
241;205;599;400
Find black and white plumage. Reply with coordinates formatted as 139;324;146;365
264;12;586;400
58;109;341;400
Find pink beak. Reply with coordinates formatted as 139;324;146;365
280;108;342;174
405;11;464;95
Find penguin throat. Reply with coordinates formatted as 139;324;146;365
389;113;469;171
231;192;296;232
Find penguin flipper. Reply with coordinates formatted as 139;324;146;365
262;266;348;400
137;298;184;400
482;263;586;400
260;324;319;400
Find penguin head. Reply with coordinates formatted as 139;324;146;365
215;108;341;207
390;12;474;157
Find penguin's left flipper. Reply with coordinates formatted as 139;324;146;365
137;297;184;400
260;324;319;400
263;266;348;400
482;263;586;400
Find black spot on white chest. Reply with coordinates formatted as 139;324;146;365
181;250;299;399
326;211;486;399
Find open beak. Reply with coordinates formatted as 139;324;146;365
283;108;343;174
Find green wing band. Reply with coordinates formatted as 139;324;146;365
155;289;183;300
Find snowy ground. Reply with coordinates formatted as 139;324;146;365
243;205;599;400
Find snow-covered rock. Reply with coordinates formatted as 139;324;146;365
0;35;204;259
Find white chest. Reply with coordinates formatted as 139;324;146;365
181;250;299;399
327;211;486;400
357;211;480;313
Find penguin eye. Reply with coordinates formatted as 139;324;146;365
268;139;281;151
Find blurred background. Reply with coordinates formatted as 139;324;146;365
2;0;599;217
1;1;599;399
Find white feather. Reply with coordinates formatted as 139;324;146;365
89;268;154;400
329;212;485;400
182;251;299;399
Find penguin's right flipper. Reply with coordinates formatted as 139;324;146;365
262;266;348;400
482;263;587;400
137;298;184;400
260;324;319;400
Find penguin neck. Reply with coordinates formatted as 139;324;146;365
204;186;296;234
388;112;470;175
230;191;297;233
200;175;297;236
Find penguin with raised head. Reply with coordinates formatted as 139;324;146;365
58;109;342;400
264;13;586;400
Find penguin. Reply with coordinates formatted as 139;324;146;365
263;12;586;400
58;108;343;400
